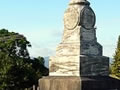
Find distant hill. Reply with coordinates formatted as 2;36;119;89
44;57;49;68
109;58;113;64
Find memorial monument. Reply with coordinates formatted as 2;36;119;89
49;0;109;76
39;0;120;90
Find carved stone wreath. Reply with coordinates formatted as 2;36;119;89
64;7;79;30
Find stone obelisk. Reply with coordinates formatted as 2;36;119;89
39;0;120;90
49;0;109;76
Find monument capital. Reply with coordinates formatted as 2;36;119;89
69;0;90;5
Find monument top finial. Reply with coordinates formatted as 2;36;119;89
69;0;90;5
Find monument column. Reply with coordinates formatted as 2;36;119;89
39;0;120;90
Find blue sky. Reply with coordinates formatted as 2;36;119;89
0;0;120;58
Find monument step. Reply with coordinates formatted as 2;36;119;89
39;76;120;90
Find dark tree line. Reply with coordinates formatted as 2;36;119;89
0;29;48;90
111;36;120;79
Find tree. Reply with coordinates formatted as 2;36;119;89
31;57;48;77
0;29;48;90
111;35;120;79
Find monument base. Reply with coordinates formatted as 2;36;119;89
50;56;109;76
39;76;120;90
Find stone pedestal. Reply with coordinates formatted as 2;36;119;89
39;76;120;90
38;0;120;90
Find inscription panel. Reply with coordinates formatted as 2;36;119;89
80;6;96;29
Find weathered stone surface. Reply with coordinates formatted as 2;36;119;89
80;27;96;41
64;7;79;30
80;56;109;76
49;0;109;76
56;43;80;56
39;76;120;90
49;55;109;76
69;0;90;5
80;42;102;56
62;27;80;43
49;56;80;76
39;77;81;90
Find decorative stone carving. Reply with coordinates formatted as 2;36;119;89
64;7;79;30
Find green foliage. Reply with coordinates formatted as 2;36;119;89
0;29;48;90
111;35;120;79
0;29;31;58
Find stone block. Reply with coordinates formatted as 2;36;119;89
49;55;109;76
80;42;102;56
80;55;109;76
39;76;120;90
49;56;80;76
56;43;80;56
39;77;81;90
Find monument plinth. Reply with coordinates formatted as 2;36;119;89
39;0;120;90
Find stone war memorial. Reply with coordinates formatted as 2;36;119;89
39;0;120;90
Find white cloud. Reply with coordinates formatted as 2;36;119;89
28;46;55;57
19;29;62;57
103;44;116;57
